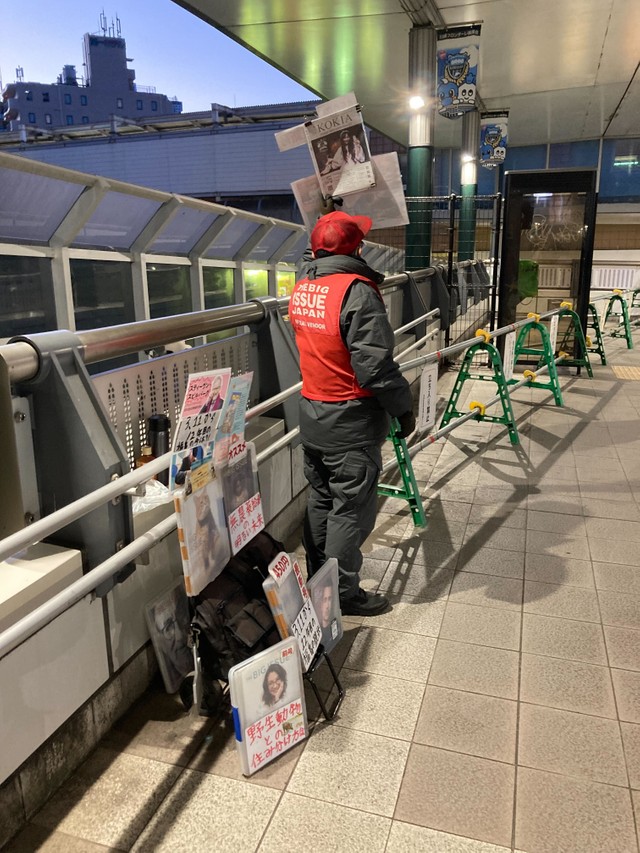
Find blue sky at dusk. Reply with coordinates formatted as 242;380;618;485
1;1;314;112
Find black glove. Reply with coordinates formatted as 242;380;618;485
397;411;416;439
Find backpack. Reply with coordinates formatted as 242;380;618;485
190;530;284;684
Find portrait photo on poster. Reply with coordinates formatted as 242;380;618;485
178;474;231;595
307;557;343;654
145;578;193;693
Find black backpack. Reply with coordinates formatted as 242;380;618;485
190;530;284;684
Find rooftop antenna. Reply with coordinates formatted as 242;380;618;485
100;11;107;36
16;66;24;82
108;18;115;37
116;15;122;37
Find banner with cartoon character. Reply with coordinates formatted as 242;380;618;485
480;110;509;168
436;24;481;119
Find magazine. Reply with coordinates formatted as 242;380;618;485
304;107;375;198
173;468;231;596
228;637;308;776
169;441;213;494
172;368;231;454
263;552;321;671
145;578;193;693
214;372;254;466
307;558;343;655
220;442;265;554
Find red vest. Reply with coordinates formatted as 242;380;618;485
290;273;381;402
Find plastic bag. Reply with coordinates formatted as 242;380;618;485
132;478;175;514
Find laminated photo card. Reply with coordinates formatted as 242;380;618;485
307;558;343;655
145;578;193;693
173;466;230;597
220;442;264;555
172;368;231;454
228;637;307;776
214;372;254;466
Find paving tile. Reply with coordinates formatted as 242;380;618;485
386;820;512;852
586;516;640;543
522;613;607;665
604;625;640;670
612;669;640;723
425;499;473;524
413;685;517;763
364;594;446;636
582;498;640;521
131;768;279;852
394;744;515;848
440;602;521;650
456;545;525;579
31;747;182;849
593;561;640;595
526;493;585;516
589;536;640;567
287;724;409;817
343;626;436;683
518;703;627;785
258;792;390;853
527;510;586;536
428;639;519;700
622;723;640;789
526;529;592;561
515;766;637;853
3;824;119;853
448;571;523;611
525;553;595;588
463;523;526;553
520;654;616;718
379;559;454;600
468;506;527;529
393;536;459;569
523;579;600;622
416;519;467;545
599;589;640;629
335;668;425;740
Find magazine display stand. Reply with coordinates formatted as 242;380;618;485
228;637;308;776
303;645;345;721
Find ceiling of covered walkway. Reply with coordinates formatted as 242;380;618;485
175;0;639;149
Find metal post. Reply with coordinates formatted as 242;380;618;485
458;110;480;260
489;193;502;332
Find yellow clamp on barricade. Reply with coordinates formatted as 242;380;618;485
558;351;569;360
474;329;492;343
523;369;537;382
526;312;541;322
560;301;572;309
585;335;592;347
470;401;486;416
613;289;622;295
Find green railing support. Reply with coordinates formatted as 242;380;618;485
378;419;427;527
586;303;607;365
509;315;564;406
603;291;634;349
439;332;519;445
556;303;593;377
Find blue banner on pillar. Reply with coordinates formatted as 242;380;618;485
436;24;481;119
480;110;509;168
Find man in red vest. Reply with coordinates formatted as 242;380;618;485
289;211;415;616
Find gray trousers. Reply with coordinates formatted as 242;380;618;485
302;445;382;601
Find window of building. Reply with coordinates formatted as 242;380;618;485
136;99;143;110
27;112;36;123
82;116;90;124
203;266;235;340
0;256;57;339
151;100;158;111
116;97;123;109
64;93;72;105
146;264;192;319
44;113;52;125
25;90;33;101
600;138;640;202
42;92;50;102
66;115;74;125
80;94;88;106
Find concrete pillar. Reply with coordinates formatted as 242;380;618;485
458;109;480;260
406;25;436;270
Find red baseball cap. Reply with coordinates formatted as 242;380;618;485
311;211;373;256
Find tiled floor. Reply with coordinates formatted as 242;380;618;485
7;336;640;852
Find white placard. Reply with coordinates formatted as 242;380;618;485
418;363;439;431
549;314;559;353
503;331;516;381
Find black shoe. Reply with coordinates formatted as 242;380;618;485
340;588;390;616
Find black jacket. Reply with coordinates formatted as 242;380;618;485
296;253;413;452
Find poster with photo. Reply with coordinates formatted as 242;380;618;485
174;470;230;596
145;578;193;693
307;558;343;655
220;443;264;554
228;637;308;775
169;441;213;494
304;107;375;197
172;368;231;454
214;372;254;466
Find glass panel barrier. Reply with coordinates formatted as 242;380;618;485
0;256;57;339
72;192;162;249
146;263;192;319
203;265;235;341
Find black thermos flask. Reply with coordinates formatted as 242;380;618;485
147;414;171;485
